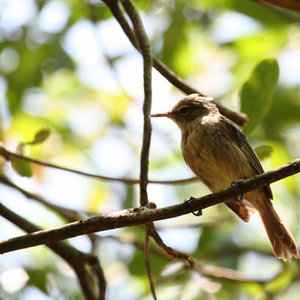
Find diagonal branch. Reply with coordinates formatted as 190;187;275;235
145;225;157;299
105;233;278;283
0;174;83;222
101;0;248;126
0;158;299;254
251;0;300;11
0;173;106;251
0;202;106;299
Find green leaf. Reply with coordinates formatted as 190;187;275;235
32;128;50;145
241;58;279;134
161;1;191;77
254;145;273;161
266;86;300;128
11;159;32;177
26;266;55;294
21;128;50;147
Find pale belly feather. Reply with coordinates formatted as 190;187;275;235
181;124;253;193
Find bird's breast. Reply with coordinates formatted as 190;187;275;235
181;123;252;192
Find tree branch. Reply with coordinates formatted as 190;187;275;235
105;233;281;283
0;202;106;299
145;225;157;299
0;145;198;185
120;2;157;296
0;158;299;254
0;173;106;249
252;0;300;11
121;0;153;206
101;0;248;126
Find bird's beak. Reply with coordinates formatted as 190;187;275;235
149;112;173;118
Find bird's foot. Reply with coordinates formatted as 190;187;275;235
192;210;202;216
231;179;244;202
184;197;202;216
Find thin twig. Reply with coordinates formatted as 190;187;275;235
0;145;198;185
148;224;276;283
252;0;300;11
89;255;107;300
89;239;107;300
121;0;153;206
120;2;157;297
0;202;106;299
145;225;157;299
104;233;280;283
101;0;248;126
0;158;299;253
149;223;190;261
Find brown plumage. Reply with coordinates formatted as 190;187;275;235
150;93;299;261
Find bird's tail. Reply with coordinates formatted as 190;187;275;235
257;199;299;262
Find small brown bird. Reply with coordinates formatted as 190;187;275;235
150;93;299;261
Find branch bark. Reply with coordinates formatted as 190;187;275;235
0;158;299;254
3;171;272;285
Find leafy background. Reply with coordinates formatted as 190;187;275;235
0;0;300;299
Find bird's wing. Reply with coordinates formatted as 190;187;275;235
218;115;273;200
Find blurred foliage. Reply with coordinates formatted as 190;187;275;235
11;159;33;177
0;0;300;299
255;145;273;161
241;58;279;134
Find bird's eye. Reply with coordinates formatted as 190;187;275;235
179;106;189;114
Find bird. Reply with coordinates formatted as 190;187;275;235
150;93;299;261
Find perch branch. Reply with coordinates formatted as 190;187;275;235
0;158;299;253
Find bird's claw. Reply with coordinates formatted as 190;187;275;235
231;179;244;188
192;210;202;216
231;179;245;202
184;197;202;217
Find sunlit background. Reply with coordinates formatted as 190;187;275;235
0;0;300;299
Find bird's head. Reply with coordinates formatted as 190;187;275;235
150;94;218;130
